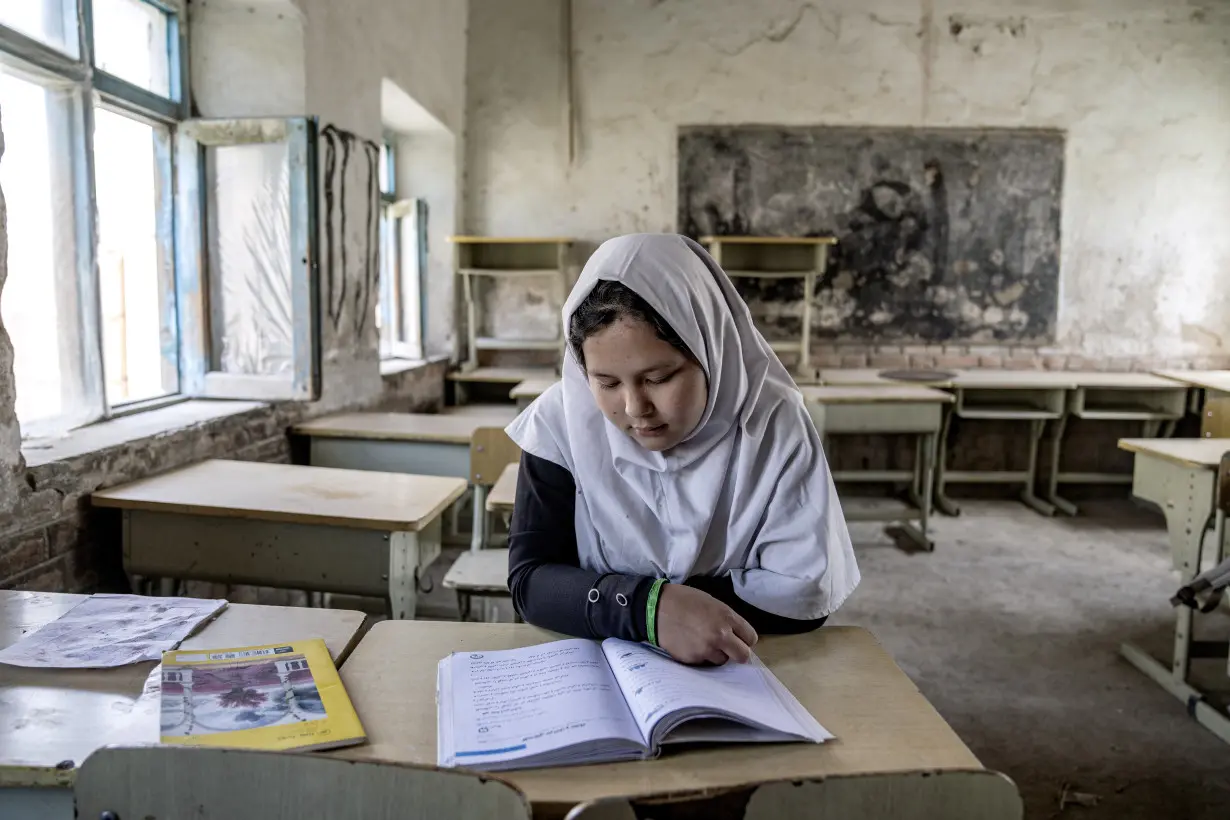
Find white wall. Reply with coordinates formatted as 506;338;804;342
465;0;1230;360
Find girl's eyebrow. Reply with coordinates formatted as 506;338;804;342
590;362;679;381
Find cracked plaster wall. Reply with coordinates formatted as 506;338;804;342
465;0;1230;361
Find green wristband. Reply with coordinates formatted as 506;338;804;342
646;578;667;647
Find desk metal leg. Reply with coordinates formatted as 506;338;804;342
1120;461;1230;743
934;405;960;517
1020;419;1056;516
1044;412;1079;517
388;531;421;620
471;485;488;552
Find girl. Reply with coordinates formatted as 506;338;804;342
506;234;859;666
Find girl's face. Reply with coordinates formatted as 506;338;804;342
581;315;708;452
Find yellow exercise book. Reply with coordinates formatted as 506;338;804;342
159;638;365;752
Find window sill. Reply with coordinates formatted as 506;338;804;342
380;355;449;377
21;399;268;469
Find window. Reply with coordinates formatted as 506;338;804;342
0;1;320;437
375;137;425;361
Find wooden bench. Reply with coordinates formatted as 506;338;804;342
510;377;559;409
442;548;515;622
92;459;465;619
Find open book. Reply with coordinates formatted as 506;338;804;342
160;638;365;753
437;637;830;771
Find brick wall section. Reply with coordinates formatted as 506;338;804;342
0;359;449;591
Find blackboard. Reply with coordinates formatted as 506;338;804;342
678;126;1064;343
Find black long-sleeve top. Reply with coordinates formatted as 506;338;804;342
507;452;827;641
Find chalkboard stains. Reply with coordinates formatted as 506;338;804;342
320;125;380;336
678;125;1064;343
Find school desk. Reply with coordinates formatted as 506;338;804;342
799;385;954;551
333;621;981;820
441;548;514;622
510;377;559;409
91;459;465;619
816;368;958;388
934;370;1076;517
292;410;520;551
0;589;367;819
1118;437;1230;745
1153;370;1230;437
1042;373;1188;515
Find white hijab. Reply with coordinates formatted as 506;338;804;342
506;234;859;619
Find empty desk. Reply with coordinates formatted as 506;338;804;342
1153;370;1230;437
1044;373;1188;515
92;459;465;620
449;366;559;406
817;368;958;388
292;411;519;551
334;621;982;820
0;589;367;820
1118;437;1230;744
937;371;1075;516
800;385;954;550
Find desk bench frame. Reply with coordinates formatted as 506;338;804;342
811;399;943;551
1119;449;1230;744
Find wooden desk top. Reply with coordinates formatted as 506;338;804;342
448;367;558;385
799;385;954;404
449;236;572;245
1152;370;1230;393
334;622;979;813
442;405;521;423
487;462;519;513
1118;437;1230;469
1067;372;1186;389
699;236;838;246
91;459;467;532
510;378;559;400
0;590;367;787
817;369;957;388
295;412;510;444
952;370;1077;389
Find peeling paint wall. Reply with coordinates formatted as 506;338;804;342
465;0;1230;361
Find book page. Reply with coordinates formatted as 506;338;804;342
439;638;645;767
0;594;227;668
601;639;830;744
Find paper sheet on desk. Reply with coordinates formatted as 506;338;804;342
0;594;227;668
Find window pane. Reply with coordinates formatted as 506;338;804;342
379;142;392;196
376;207;399;356
94;107;176;406
0;70;82;435
0;0;78;57
205;142;293;377
93;0;171;98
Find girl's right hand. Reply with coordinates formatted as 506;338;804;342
654;583;758;665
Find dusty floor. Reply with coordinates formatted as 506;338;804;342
414;497;1230;819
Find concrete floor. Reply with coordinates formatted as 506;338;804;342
830;498;1230;819
414;497;1230;818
